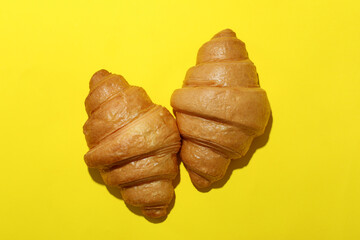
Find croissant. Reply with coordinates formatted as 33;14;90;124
171;29;271;189
83;70;181;218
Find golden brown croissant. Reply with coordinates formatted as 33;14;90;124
171;29;271;189
83;70;181;218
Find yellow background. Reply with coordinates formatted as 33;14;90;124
1;0;359;239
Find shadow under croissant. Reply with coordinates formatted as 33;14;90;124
87;160;181;223
197;112;273;193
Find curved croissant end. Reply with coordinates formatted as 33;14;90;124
171;29;271;189
84;70;181;218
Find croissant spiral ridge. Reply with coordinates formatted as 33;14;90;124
84;70;181;218
171;29;271;189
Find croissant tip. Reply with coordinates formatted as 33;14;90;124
188;170;212;189
212;29;236;39
142;206;168;218
92;69;110;78
89;69;111;89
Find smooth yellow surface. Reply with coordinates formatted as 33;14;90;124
1;0;359;239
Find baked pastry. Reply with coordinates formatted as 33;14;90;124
171;29;271;189
83;70;181;218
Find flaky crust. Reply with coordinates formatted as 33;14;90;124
171;29;271;189
84;70;181;218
